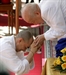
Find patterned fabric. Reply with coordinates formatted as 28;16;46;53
55;38;66;57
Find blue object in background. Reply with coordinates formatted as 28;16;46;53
55;38;66;57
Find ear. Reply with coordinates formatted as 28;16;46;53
18;38;23;43
35;11;41;18
35;11;39;15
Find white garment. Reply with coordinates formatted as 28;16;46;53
0;35;34;75
39;0;66;40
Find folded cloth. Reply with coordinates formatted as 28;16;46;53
55;38;66;57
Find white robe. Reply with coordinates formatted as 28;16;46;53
0;35;34;75
39;0;66;40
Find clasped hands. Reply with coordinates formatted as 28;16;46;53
30;34;45;54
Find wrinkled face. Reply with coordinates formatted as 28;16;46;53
23;15;44;25
16;37;33;52
28;18;44;24
22;10;44;25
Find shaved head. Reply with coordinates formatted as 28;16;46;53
21;3;44;24
21;3;40;23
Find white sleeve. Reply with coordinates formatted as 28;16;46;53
0;47;30;75
44;3;66;40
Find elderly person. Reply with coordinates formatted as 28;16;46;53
21;0;66;47
0;30;40;75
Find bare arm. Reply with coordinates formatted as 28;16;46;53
26;41;41;63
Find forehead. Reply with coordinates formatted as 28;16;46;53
23;14;33;23
25;38;33;47
22;10;34;23
27;37;33;44
25;17;36;24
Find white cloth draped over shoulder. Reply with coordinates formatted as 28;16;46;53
39;0;66;41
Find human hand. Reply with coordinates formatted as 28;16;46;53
30;41;41;54
34;34;45;47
